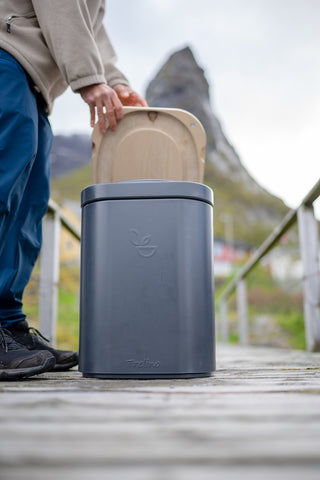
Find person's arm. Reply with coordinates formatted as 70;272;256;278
32;0;146;132
89;4;148;129
32;1;108;90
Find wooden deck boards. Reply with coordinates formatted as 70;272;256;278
1;343;320;480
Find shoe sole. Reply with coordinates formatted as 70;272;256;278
52;359;78;372
0;355;56;381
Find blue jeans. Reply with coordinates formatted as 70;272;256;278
0;49;53;327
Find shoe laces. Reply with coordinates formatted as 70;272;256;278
0;328;23;352
27;327;50;346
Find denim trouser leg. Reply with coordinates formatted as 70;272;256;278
0;49;53;327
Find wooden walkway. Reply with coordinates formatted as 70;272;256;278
1;343;320;480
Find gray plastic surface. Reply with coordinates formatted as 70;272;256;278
81;180;214;207
79;180;215;378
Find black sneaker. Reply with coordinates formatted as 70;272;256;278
7;321;78;372
0;328;56;380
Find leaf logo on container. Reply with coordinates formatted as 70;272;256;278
129;229;158;258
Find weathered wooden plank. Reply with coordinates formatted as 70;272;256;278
48;198;81;241
219;299;229;342
38;209;61;345
297;204;320;351
237;278;248;344
1;344;320;480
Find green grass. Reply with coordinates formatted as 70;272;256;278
51;164;92;204
23;273;40;325
216;263;306;349
277;311;306;350
23;264;80;351
56;264;80;351
57;287;79;351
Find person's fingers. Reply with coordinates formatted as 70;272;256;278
103;94;123;132
113;96;124;122
113;84;148;107
89;104;96;128
125;92;148;107
96;88;123;133
105;104;117;132
115;84;130;99
129;92;148;107
79;83;125;133
139;96;148;107
95;100;107;133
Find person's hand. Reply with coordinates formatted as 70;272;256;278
79;83;123;133
113;84;148;107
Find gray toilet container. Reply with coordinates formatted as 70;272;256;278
79;180;215;378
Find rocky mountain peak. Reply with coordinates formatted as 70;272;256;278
146;46;261;191
147;46;210;110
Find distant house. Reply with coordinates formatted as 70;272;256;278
263;246;303;284
214;237;252;277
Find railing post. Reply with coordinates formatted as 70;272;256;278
297;204;320;352
237;279;248;344
39;209;61;346
219;299;229;342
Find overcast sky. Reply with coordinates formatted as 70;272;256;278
50;0;320;216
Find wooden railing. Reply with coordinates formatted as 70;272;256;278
217;178;320;351
38;198;80;346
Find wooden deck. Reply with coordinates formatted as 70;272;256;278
1;343;320;480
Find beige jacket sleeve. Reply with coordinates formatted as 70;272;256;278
32;0;129;92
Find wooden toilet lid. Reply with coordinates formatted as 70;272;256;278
91;107;206;184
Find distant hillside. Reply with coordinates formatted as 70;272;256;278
51;46;289;246
50;134;91;178
51;163;92;204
